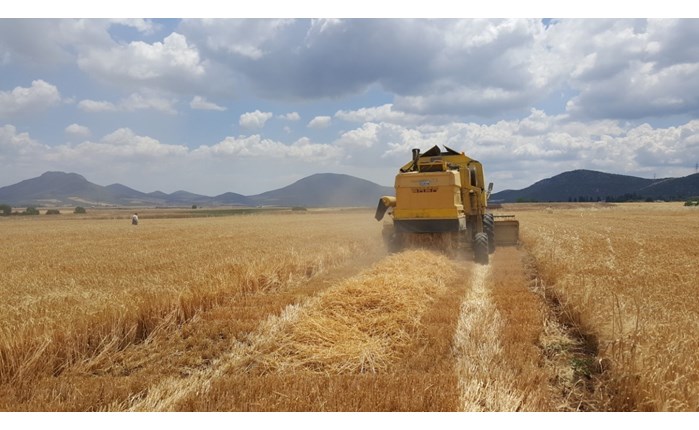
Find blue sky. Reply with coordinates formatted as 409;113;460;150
2;7;699;195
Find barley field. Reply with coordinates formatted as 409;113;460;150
1;204;697;412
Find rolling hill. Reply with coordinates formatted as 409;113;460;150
0;172;118;206
635;173;699;199
0;171;391;208
3;169;698;208
491;170;699;202
247;173;394;207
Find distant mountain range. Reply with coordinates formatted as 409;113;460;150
491;169;699;202
2;169;698;208
0;171;394;208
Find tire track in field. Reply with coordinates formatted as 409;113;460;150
453;248;568;411
452;252;528;411
453;262;520;410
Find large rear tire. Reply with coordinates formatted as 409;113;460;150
483;213;496;254
474;232;489;264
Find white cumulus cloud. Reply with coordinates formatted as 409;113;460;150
65;123;91;137
109;19;159;35
0;80;61;117
190;96;226;111
56;128;189;161
546;19;699;120
279;111;300;121
307;115;331;128
0;124;47;156
120;93;177;114
77;32;206;93
369;111;699;190
78;93;177;114
196;134;342;162
77;99;117;112
335;104;426;125
0;125;50;184
239;110;273;129
335;123;381;148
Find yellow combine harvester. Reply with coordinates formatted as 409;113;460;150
375;145;519;264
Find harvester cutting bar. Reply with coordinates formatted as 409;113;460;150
494;219;519;246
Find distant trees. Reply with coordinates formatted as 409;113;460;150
568;195;604;203
568;193;652;202
0;206;91;215
606;193;644;202
1;205;41;215
0;204;43;215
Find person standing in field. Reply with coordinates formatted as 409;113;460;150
132;212;139;225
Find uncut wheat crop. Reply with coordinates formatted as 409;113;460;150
514;202;699;411
0;211;382;394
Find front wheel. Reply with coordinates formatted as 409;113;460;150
474;232;489;264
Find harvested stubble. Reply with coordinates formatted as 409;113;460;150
514;202;699;411
0;212;381;394
250;248;457;374
166;249;467;411
454;247;555;411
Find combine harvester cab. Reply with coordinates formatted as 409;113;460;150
375;145;519;264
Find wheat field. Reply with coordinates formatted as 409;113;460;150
1;204;698;411
515;202;699;411
0;211;381;407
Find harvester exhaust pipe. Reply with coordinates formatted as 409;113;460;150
411;148;420;171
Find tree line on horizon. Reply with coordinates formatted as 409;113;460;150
0;204;86;216
512;193;699;204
